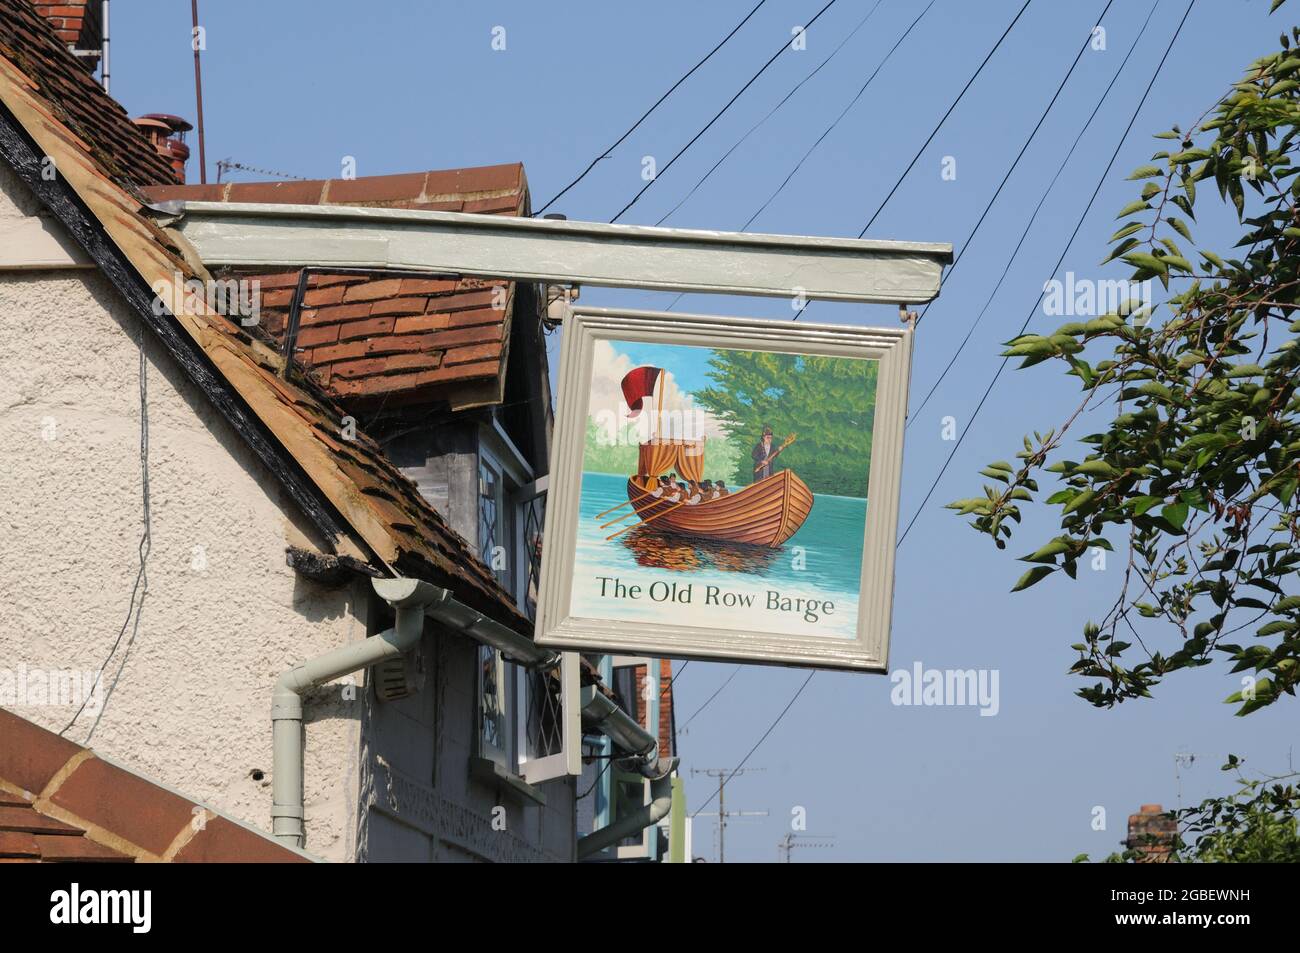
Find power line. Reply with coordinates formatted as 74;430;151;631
896;0;1197;548
690;0;1196;809
909;0;1162;425
664;0;935;312
790;0;1032;321
690;671;814;818
535;1;771;215
610;0;841;223
680;664;742;730
855;0;1034;239
911;0;1118;329
654;0;886;227
741;0;937;234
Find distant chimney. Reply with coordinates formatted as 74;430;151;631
1126;804;1177;862
133;114;192;184
32;2;104;74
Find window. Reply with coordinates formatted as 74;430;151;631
477;644;510;767
478;454;511;589
474;430;582;783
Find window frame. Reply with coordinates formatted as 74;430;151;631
475;427;582;783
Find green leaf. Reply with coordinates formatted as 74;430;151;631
1122;251;1169;274
1127;165;1164;180
1167;216;1194;242
1110;222;1144;242
1161;501;1189;531
1011;565;1055;592
1020;538;1073;563
1062;488;1097;515
1132;495;1163;516
1102;237;1141;265
1072;459;1120;478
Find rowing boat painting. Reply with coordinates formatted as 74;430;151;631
622;470;813;548
535;308;916;669
564;335;880;640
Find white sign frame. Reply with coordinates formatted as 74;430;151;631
534;307;912;672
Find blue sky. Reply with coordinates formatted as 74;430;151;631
110;0;1297;861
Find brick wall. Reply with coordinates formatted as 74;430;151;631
32;2;103;70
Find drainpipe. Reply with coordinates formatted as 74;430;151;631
577;685;678;860
271;576;557;847
271;577;437;847
100;1;109;93
577;766;677;860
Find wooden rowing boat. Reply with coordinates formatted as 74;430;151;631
624;470;813;548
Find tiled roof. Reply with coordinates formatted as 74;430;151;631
143;164;527;213
0;2;530;634
2;1;177;186
0;708;309;862
238;271;510;409
142;165;529;410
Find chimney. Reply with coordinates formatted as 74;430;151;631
133;114;192;183
1125;804;1177;862
32;2;104;74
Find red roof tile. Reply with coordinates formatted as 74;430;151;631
0;708;308;862
140;165;529;410
2;2;176;185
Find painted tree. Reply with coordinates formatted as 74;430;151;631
952;2;1300;860
694;350;878;497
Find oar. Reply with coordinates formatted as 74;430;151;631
600;493;678;529
594;493;646;520
600;509;647;530
606;501;686;541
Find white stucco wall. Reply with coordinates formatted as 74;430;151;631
0;165;364;861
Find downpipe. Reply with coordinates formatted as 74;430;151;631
270;578;436;847
576;763;678;860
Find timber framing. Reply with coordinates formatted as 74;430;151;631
155;200;953;304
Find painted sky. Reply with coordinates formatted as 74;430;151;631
612;340;718;394
588;339;729;441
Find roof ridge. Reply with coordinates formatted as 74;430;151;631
0;12;531;634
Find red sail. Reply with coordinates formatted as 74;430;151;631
620;366;661;418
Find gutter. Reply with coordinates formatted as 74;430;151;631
271;576;558;848
577;686;681;860
579;686;670;780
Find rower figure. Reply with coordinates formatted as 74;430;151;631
753;425;777;479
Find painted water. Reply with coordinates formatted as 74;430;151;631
569;471;867;639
